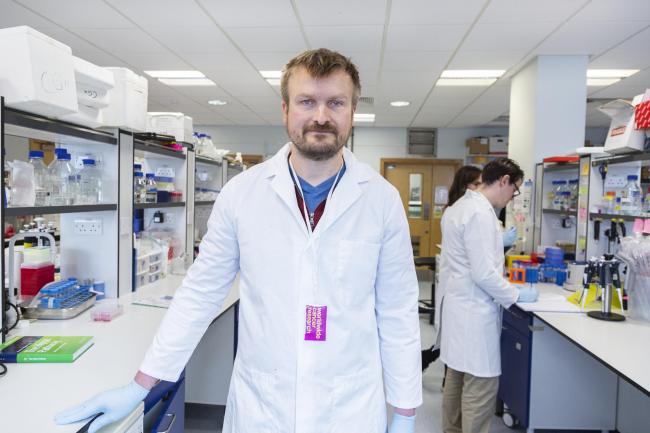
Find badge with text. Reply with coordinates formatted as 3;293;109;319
304;305;327;342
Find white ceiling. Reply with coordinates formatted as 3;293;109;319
1;0;650;127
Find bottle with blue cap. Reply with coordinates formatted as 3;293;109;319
621;174;641;214
49;148;77;206
28;150;48;206
79;158;102;204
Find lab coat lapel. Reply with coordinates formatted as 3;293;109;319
315;148;367;235
266;144;310;237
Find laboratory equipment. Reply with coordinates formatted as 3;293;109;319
621;175;641;214
103;67;148;131
49;148;77;205
618;233;650;322
147;112;194;142
79;158;102;204
564;262;587;292
91;301;123;321
551;180;568;210
155;175;174;202
0;26;78;117
20;278;97;320
145;173;158;203
584;255;625;322
7;160;35;206
29;150;49;206
7;231;56;307
134;171;146;203
568;179;578;210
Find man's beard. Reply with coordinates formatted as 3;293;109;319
288;122;350;161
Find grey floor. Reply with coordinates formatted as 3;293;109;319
184;278;514;433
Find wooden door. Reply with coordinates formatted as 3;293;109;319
384;164;433;256
382;159;461;257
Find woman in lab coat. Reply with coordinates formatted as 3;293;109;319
56;48;422;433
439;158;537;433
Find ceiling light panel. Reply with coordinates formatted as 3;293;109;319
260;71;282;79
587;78;621;86
265;78;281;86
390;101;411;107
436;78;497;86
159;78;216;86
354;113;376;122
586;69;640;78
145;70;205;78
440;70;505;78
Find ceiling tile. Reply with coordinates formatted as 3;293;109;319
480;0;588;23
382;51;451;73
296;0;387;26
115;52;191;71
449;50;525;70
15;0;135;28
304;25;383;53
74;28;168;53
106;0;216;28
425;86;486;108
197;0;299;27
0;0;58;29
386;24;467;51
245;51;304;70
145;26;235;54
589;26;650;69
224;27;307;52
463;22;558;52
572;0;650;22
536;20;649;56
390;0;486;25
588;84;646;98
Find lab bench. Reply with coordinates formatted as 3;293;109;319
498;283;650;432
0;274;240;433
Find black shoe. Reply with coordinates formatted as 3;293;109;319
421;345;440;371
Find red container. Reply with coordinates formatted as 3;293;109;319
20;262;55;297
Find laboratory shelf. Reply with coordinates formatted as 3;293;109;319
4;204;117;216
591;151;649;167
195;200;216;206
4;107;117;145
543;162;579;173
134;140;186;160
589;212;646;222
196;156;222;167
542;208;577;216
134;201;185;209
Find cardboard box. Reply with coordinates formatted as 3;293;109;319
599;92;648;154
466;137;489;154
489;136;508;154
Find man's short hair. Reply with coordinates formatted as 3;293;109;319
481;158;524;186
281;48;361;107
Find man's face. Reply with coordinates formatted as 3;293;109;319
497;175;522;208
282;67;355;161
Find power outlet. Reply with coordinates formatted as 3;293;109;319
74;219;102;235
605;174;628;188
164;212;175;224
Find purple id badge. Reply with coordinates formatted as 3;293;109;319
304;305;327;341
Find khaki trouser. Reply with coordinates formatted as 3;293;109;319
442;367;499;433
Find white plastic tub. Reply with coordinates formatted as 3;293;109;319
147;112;194;142
0;26;78;117
102;67;148;131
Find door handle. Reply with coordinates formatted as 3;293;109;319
423;203;430;221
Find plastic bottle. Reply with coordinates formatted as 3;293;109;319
134;172;146;203
79;159;102;204
145;173;157;203
29;150;49;206
621;175;641;214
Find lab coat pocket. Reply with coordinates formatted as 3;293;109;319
229;366;279;432
330;372;383;433
336;240;381;308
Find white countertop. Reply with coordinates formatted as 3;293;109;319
518;283;650;395
0;274;240;433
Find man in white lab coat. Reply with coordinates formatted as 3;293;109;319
56;49;422;433
439;158;538;433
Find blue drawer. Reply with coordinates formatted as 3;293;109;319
502;304;532;338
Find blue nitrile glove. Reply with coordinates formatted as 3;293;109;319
503;227;517;247
387;413;415;433
55;380;149;433
517;286;539;303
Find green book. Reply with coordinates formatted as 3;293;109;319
0;335;94;363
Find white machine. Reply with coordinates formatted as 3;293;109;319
102;67;148;132
0;26;78;117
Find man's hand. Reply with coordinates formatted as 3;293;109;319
517;286;539;303
387;412;416;433
55;380;149;433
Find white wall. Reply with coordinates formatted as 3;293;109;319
195;124;606;173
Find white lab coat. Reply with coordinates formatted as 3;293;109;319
140;143;422;433
439;189;519;378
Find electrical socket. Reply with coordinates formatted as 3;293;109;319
605;175;628;188
74;219;102;235
164;212;175;224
